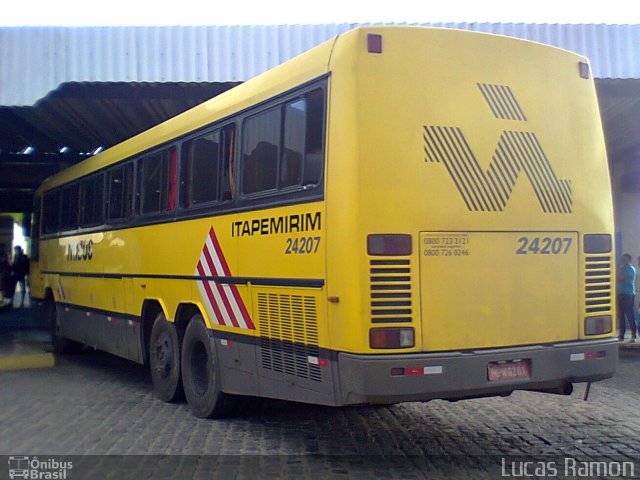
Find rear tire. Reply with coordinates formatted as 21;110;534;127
181;314;236;418
149;312;184;402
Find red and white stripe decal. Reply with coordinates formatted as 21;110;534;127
196;228;255;330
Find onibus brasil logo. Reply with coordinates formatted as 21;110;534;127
8;456;72;479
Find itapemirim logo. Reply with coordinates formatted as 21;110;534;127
423;83;572;214
8;456;72;479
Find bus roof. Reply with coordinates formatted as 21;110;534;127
35;25;583;195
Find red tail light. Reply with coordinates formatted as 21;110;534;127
370;327;414;349
367;234;412;256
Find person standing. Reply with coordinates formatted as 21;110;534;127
10;245;30;308
0;244;11;307
617;253;637;342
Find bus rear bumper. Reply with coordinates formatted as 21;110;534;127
337;338;618;405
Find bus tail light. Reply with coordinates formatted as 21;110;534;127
370;327;414;349
584;315;612;335
367;234;412;256
583;234;611;253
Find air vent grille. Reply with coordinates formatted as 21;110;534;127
584;256;612;314
370;259;412;323
258;293;321;382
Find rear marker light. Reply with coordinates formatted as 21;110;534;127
578;61;590;79
367;34;383;54
570;351;606;362
367;234;412;256
370;327;414;349
308;356;329;367
390;365;443;376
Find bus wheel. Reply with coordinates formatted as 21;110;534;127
46;294;80;354
149;312;184;402
181;314;236;418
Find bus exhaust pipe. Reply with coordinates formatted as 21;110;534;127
533;383;573;396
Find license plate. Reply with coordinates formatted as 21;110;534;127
487;360;530;382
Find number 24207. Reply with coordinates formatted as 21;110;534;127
516;237;572;255
285;236;321;255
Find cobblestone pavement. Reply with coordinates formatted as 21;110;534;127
0;312;639;478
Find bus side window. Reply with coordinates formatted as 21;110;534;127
107;163;134;221
59;184;80;231
43;190;59;234
302;89;325;186
80;174;104;227
281;99;305;189
31;195;41;260
241;88;324;197
221;124;236;200
279;89;325;189
182;132;220;207
139;147;177;215
242;106;280;195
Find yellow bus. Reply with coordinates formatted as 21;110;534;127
30;26;617;418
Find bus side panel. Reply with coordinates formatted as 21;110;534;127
58;303;144;363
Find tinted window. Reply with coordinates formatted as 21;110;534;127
43;191;60;234
80;174;104;227
59;184;80;231
139;147;177;215
107;163;134;221
31;196;41;260
241;88;324;196
242;106;280;195
181;124;235;208
301;89;325;186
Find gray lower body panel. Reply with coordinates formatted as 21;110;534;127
337;339;618;405
58;304;144;364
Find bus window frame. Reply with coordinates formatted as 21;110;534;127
238;84;326;202
42;189;61;236
79;173;105;228
31;194;42;261
106;161;135;224
37;76;328;239
136;144;179;218
179;123;236;212
58;182;81;232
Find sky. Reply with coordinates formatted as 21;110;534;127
1;0;638;26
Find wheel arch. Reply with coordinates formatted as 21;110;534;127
141;298;168;366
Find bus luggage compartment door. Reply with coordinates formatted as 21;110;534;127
419;231;579;351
